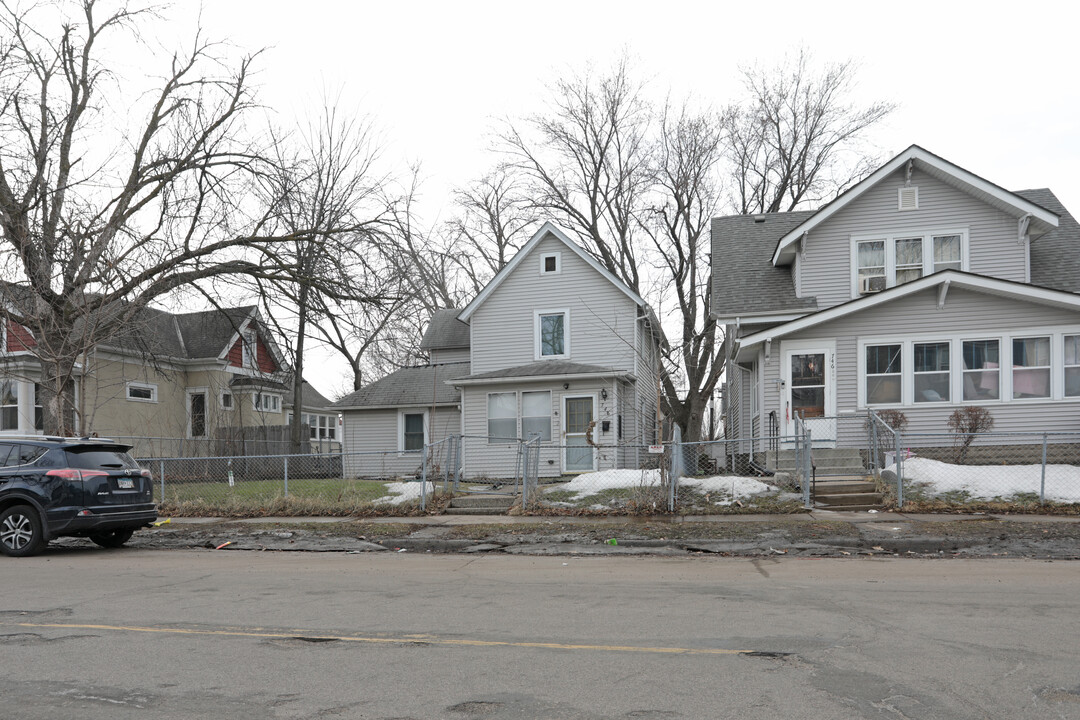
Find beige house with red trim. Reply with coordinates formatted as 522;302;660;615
1;305;336;452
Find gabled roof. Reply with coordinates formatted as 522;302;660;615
736;270;1080;359
420;309;470;350
332;362;470;409
771;145;1060;265
711;211;819;321
458;222;646;322
175;306;256;359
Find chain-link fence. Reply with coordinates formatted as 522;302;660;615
878;429;1080;508
117;435;341;458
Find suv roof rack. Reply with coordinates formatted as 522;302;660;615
0;434;119;443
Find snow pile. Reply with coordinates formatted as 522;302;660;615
372;481;435;506
890;457;1080;503
548;468;775;502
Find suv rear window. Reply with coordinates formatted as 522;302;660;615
0;444;49;466
64;448;140;470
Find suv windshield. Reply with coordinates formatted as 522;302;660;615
64;447;140;470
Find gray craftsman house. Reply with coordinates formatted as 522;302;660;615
334;222;666;478
715;144;1080;450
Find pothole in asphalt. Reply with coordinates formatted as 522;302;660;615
447;700;503;715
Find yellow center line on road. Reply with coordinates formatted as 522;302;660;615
11;621;749;656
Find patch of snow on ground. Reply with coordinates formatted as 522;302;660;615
373;481;435;506
547;469;776;502
890;457;1080;503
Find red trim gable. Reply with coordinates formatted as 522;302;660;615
227;338;244;367
256;334;276;373
6;320;35;351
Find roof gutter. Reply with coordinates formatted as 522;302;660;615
453;371;635;387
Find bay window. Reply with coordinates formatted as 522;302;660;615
1;380;16;430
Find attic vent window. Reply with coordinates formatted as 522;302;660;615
898;186;919;211
540;252;561;275
753;216;767;224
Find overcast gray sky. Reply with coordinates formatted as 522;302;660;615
174;0;1079;397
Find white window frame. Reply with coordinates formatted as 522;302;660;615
850;228;969;298
220;391;234;410
253;392;281;413
186;387;209;439
1011;336;1052;400
539;251;561;276
534;309;570;360
486;391;518;443
521;390;553;442
398;408;428;453
242;328;257;369
912;341;952;404
864;343;903;406
125;381;158;403
857;326;1080;409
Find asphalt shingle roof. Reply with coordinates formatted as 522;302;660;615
458;361;627;382
1018;189;1080;294
419;309;470;350
332;362;470;408
173;306;255;358
711;212;819;317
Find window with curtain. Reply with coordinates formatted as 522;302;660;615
1066;335;1080;397
933;235;962;272
962;340;999;400
914;342;950;402
1012;337;1051;398
895;237;923;285
865;344;902;404
856;240;885;293
1;380;17;431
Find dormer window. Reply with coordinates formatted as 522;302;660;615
852;229;968;297
540;252;561;275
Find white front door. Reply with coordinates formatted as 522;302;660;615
563;395;597;473
783;343;836;446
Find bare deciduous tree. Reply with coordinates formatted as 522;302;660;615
0;1;302;434
724;49;895;214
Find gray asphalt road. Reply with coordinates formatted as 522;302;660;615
2;548;1079;719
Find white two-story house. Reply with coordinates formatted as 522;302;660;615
713;145;1080;452
335;222;666;479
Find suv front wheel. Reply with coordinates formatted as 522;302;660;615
0;505;46;557
89;528;135;549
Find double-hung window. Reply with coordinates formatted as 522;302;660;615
1065;335;1080;397
521;391;552;441
401;412;425;452
254;392;281;413
1012;337;1051;399
865;345;902;404
962;340;1000;401
0;380;17;431
913;342;950;403
535;310;569;359
853;230;967;296
487;393;517;441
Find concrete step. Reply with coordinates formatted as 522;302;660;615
448;494;517;509
813;480;877;494
769;448;864;463
813;492;883;506
815;504;884;513
443;507;513;516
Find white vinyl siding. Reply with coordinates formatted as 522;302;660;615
800;167;1028;308
469;233;639;375
340;406;459;478
760;286;1080;436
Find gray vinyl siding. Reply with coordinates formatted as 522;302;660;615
764;287;1080;438
799;167;1026;309
429;348;469;364
341;406;460;477
460;378;630;478
469;233;639;375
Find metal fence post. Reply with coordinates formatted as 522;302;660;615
420;443;428;511
283;455;289;498
1040;432;1048;504
159;460;165;502
895;427;904;509
803;427;813;509
669;425;683;512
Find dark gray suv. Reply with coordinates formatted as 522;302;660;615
0;437;157;557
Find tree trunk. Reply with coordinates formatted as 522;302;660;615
290;282;310;454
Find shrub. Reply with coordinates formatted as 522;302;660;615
946;406;994;463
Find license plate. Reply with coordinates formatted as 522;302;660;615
117;478;135;489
